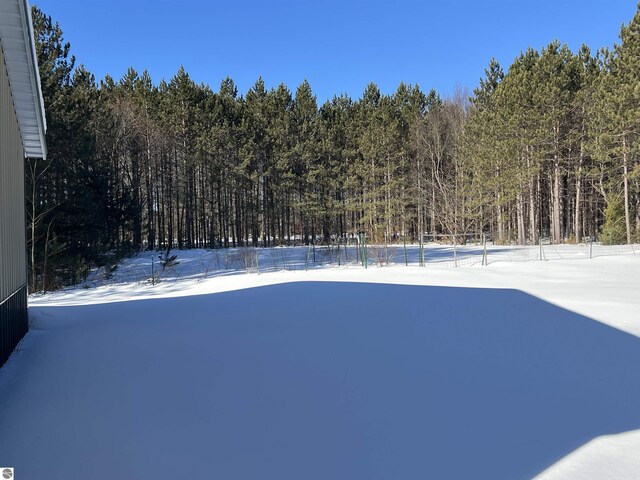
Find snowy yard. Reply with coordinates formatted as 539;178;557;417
1;245;639;479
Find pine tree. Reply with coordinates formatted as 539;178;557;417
595;6;640;243
292;80;319;242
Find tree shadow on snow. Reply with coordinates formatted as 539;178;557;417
5;283;640;480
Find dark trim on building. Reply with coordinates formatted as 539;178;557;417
0;283;28;367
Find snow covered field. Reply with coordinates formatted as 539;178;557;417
68;241;640;288
1;244;639;479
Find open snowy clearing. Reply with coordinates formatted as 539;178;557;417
1;245;639;479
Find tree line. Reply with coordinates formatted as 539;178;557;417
28;5;640;290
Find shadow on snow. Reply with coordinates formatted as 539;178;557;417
2;282;640;479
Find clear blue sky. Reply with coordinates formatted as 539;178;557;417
33;0;637;103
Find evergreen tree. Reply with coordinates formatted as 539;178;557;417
593;8;640;242
26;4;640;291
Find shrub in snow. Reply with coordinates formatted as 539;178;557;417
158;251;180;270
601;195;627;245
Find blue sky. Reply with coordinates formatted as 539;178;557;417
33;0;636;103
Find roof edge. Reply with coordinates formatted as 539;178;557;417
20;0;47;159
0;0;48;159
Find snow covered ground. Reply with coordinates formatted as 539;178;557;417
1;244;639;479
64;241;640;288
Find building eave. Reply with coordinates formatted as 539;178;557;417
0;0;47;159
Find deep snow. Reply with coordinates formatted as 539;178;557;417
1;244;639;479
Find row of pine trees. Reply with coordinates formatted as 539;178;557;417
28;6;640;290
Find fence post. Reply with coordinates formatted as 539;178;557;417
403;235;408;266
384;232;387;267
363;234;368;269
453;235;458;268
482;235;488;266
589;238;593;259
151;255;155;285
337;243;341;267
255;249;260;274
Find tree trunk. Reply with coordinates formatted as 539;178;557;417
552;163;561;244
516;192;525;245
622;137;632;244
575;152;583;244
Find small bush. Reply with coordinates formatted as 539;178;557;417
158;250;180;270
601;195;627;245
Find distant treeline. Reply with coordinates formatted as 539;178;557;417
28;5;640;290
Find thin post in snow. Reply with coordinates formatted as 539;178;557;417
453;234;458;268
365;235;368;268
363;234;368;269
255;249;260;274
360;233;367;269
482;234;488;266
403;235;408;266
385;243;389;267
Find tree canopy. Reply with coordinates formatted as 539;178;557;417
27;5;640;290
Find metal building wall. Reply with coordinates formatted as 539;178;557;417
0;43;28;367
